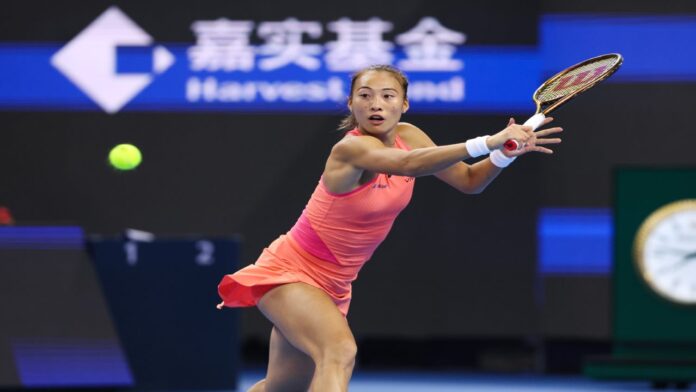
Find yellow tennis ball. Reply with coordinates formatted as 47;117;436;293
108;144;142;170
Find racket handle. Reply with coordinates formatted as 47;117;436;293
503;139;519;151
503;113;547;151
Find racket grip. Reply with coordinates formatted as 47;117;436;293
503;140;518;151
503;113;547;151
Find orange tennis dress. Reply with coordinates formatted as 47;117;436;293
217;129;415;316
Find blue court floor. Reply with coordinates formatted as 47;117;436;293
238;369;696;391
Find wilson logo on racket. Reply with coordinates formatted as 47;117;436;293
552;65;609;92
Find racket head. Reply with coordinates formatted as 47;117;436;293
534;53;623;114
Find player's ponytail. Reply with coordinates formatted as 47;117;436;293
338;112;358;132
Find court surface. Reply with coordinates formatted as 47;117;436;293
237;369;695;391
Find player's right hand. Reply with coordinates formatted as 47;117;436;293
487;117;534;150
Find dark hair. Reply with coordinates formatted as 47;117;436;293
338;65;409;131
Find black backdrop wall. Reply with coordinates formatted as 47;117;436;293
3;0;696;349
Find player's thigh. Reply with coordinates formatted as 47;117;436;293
257;282;356;362
264;326;315;392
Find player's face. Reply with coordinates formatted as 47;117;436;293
349;71;409;137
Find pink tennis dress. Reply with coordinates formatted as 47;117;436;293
217;129;415;316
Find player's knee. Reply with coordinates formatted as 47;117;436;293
319;338;357;370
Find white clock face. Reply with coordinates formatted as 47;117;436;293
637;201;696;304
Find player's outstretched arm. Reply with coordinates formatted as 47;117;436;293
329;132;480;178
400;120;561;194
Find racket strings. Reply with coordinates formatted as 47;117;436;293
537;57;620;103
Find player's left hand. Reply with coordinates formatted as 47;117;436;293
502;117;563;157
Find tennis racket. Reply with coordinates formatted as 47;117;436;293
504;53;623;151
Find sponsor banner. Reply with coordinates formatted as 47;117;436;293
1;7;694;114
0;7;539;114
0;44;538;113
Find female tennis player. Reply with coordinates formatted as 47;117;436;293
217;64;562;392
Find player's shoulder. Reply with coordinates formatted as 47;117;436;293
331;131;383;158
396;122;436;148
337;130;383;146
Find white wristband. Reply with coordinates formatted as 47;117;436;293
465;135;491;158
489;149;516;168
